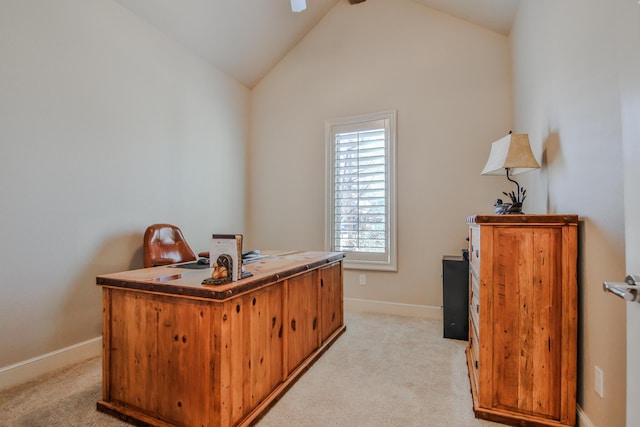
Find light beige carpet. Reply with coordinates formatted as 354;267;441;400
0;311;501;427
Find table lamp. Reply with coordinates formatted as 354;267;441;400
481;132;541;214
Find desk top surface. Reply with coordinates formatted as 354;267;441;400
97;251;345;301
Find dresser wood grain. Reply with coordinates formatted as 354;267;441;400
466;215;578;427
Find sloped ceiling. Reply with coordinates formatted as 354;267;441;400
415;0;520;36
114;0;520;88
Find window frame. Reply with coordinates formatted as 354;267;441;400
324;110;397;271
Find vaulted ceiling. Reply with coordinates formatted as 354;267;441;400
114;0;520;88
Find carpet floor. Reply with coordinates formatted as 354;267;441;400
0;311;501;427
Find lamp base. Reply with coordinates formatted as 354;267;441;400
494;202;523;215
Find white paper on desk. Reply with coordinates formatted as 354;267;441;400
209;234;242;281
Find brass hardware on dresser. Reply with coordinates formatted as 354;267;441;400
466;215;578;427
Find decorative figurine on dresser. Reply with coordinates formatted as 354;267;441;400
480;132;541;215
465;214;578;427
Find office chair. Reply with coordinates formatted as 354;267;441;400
143;224;204;268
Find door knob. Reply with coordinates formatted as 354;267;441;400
603;275;640;302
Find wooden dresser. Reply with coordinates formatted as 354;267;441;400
466;215;578;427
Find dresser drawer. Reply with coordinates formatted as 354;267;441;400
470;269;480;333
470;302;479;335
470;322;480;386
469;225;481;271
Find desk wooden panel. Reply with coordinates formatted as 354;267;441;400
97;251;345;427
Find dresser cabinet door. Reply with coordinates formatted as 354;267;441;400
490;226;563;419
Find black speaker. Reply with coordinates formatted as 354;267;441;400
442;251;469;340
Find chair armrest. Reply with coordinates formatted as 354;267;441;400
198;251;209;258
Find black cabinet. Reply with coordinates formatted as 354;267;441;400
442;252;469;340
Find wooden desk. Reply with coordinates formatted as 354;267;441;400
96;251;345;427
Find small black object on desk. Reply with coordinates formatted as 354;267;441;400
168;260;209;269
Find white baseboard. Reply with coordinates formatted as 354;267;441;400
577;405;595;427
344;297;442;320
0;337;102;391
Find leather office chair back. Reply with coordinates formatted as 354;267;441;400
143;224;197;268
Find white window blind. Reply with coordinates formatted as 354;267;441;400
325;111;397;271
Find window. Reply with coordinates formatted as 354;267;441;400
325;110;397;271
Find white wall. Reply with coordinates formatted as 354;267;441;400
510;1;627;426
0;0;249;368
249;0;512;313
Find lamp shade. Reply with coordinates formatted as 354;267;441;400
291;0;306;12
481;133;541;176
